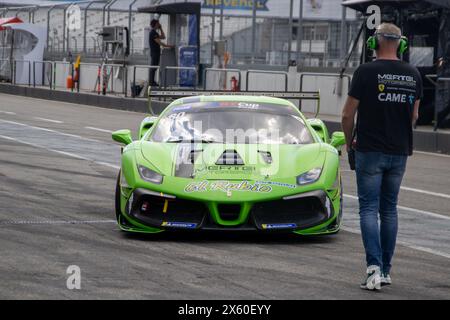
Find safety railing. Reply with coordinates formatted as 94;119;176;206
51;61;72;90
78;62;101;93
299;72;352;96
245;70;289;92
32;61;53;89
101;63;128;96
203;67;241;90
163;66;198;89
0;58;13;83
298;72;352;114
131;65;160;98
425;74;450;131
4;61;333;117
12;60;32;86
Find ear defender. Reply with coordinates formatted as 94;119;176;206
366;34;408;54
366;35;378;50
398;36;408;54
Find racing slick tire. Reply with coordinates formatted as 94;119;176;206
115;171;121;223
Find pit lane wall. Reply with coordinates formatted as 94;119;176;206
26;63;350;117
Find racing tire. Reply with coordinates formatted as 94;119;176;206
115;170;121;223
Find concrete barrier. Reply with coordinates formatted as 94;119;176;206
0;83;167;115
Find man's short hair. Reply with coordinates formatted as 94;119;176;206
376;22;402;40
150;19;159;28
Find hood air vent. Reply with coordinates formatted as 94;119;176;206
216;150;244;165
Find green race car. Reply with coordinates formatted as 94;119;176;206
112;95;346;235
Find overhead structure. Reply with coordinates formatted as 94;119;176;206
342;0;450;10
343;0;450;129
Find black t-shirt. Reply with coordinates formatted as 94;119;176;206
149;29;161;57
348;59;423;156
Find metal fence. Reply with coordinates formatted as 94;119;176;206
0;0;363;67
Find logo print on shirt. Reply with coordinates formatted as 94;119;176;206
408;94;415;105
378;84;385;92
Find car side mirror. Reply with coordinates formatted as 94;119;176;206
112;129;133;145
138;116;157;139
307;118;330;143
330;131;346;149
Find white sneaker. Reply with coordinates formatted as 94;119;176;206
360;265;381;291
381;272;392;286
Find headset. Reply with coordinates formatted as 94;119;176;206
366;32;408;54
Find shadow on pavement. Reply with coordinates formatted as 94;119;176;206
121;230;339;245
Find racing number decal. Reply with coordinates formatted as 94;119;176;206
168;112;186;120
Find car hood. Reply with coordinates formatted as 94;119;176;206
140;141;325;180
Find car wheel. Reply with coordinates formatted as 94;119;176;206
337;176;343;226
115;170;121;222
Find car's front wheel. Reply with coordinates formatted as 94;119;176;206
115;170;121;223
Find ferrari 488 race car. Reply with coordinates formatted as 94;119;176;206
112;94;346;235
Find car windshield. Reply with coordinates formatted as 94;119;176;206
149;101;313;145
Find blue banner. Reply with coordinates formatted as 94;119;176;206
202;0;269;11
178;46;198;87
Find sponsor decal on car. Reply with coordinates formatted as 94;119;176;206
237;102;260;109
171;105;193;112
255;181;297;189
261;223;297;229
184;180;272;193
161;221;198;228
195;165;256;175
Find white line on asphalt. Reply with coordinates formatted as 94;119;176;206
0;92;141;115
0;111;16;115
85;126;113;133
400;186;450;200
415;150;450;158
0;219;116;226
0;119;114;144
34;117;63;124
341;226;450;260
0;134;120;170
342;170;450;200
344;194;450;221
96;161;120;169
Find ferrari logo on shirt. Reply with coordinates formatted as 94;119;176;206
378;84;385;92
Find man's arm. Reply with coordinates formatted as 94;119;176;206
341;96;360;151
412;99;420;124
154;37;173;49
158;27;166;40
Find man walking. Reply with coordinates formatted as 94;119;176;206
149;19;174;87
341;23;422;290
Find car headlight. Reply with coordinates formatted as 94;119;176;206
138;165;163;184
296;167;322;185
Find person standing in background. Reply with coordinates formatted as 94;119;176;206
149;19;174;87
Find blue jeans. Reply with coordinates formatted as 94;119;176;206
355;151;407;274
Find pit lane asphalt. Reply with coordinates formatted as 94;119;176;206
0;93;449;299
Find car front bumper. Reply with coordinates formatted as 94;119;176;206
118;188;340;234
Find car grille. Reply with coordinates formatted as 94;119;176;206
127;189;207;228
126;189;331;231
251;191;330;230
